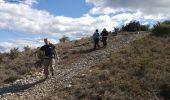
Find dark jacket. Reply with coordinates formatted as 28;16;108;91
93;32;100;39
101;30;108;37
40;44;55;58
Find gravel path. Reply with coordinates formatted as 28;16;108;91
0;32;150;100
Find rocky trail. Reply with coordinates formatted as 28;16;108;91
0;32;150;100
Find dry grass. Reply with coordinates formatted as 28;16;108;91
0;36;94;85
0;50;42;85
1;32;170;99
51;35;170;100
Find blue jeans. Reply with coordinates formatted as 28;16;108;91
94;38;100;49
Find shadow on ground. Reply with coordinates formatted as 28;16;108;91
159;83;170;100
0;78;46;95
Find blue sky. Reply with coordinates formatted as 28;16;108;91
0;0;170;52
0;0;91;42
35;0;91;17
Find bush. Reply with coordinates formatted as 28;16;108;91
9;48;20;59
0;53;8;62
24;45;31;51
113;27;119;35
60;36;70;43
121;21;149;32
152;21;170;37
162;20;170;25
37;50;45;60
0;53;4;62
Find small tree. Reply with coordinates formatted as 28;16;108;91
0;53;3;63
0;53;9;62
152;21;170;37
113;27;120;35
121;21;149;32
24;45;31;51
9;48;20;59
59;36;70;43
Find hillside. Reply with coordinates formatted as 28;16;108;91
48;35;170;100
0;31;170;100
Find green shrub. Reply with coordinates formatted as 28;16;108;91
162;20;170;25
60;36;70;43
113;27;119;35
152;21;170;37
0;53;8;62
152;24;170;37
121;21;149;32
0;53;4;62
9;48;20;59
37;50;45;60
24;45;31;51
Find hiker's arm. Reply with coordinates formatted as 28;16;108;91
54;49;60;63
57;55;60;64
51;44;55;49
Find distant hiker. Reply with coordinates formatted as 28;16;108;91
30;38;58;79
101;28;108;48
93;29;100;49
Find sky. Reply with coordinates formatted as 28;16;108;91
0;0;170;52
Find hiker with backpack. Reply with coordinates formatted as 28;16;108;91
100;28;109;48
30;38;58;79
93;29;100;49
40;38;57;79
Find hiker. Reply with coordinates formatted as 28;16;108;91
40;38;57;79
100;28;108;48
93;29;100;49
30;38;58;79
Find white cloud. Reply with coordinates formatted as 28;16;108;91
21;0;37;6
86;0;170;17
0;0;170;52
1;0;168;40
0;37;59;52
89;7;117;15
1;0;37;5
0;2;119;36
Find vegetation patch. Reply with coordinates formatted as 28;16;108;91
51;35;170;100
152;20;170;37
